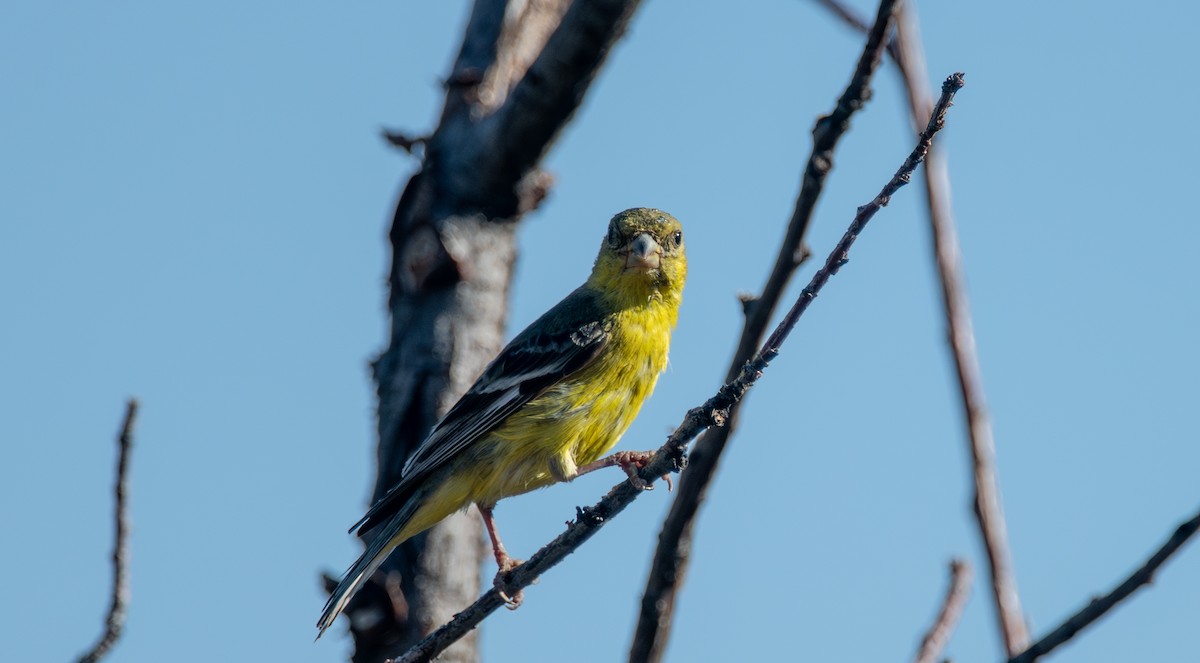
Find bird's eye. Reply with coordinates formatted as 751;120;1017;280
606;225;622;248
671;230;683;247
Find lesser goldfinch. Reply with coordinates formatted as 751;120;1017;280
318;207;686;636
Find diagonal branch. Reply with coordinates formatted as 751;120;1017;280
912;559;973;663
1007;508;1200;663
629;0;902;659
77;399;138;663
390;72;966;663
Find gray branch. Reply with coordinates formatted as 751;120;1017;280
891;1;1030;653
814;0;1032;653
77;399;138;663
912;559;973;663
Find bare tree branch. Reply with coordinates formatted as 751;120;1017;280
389;72;966;663
476;0;574;113
431;0;642;217
913;559;973;663
478;0;640;200
812;0;1032;653
628;0;902;659
891;2;1030;653
77;399;138;663
1006;508;1200;663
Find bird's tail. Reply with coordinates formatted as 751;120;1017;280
316;500;419;639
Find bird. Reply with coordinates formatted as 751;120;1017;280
318;207;687;637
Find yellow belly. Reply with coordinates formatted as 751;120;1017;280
393;302;674;541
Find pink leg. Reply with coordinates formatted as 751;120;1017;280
478;504;524;609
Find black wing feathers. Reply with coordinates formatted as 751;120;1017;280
351;287;609;536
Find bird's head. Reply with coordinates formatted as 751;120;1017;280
588;208;686;307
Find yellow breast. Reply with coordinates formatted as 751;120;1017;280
469;295;676;503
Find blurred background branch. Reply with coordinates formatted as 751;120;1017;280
814;0;1030;654
893;1;1029;653
912;559;972;663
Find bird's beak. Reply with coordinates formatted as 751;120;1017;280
624;232;662;272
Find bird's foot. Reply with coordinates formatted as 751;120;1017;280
611;450;672;491
493;556;527;610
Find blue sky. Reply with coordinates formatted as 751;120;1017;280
3;1;1198;662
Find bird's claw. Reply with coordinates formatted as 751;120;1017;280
613;450;672;491
498;586;525;610
494;557;527;610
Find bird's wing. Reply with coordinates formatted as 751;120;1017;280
351;286;609;535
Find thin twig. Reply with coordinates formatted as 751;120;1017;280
629;0;902;659
389;72;966;663
913;559;973;663
77;399;138;663
1007;508;1200;663
812;0;1032;652
759;73;963;354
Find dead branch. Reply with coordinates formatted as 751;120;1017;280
812;0;1031;652
1007;509;1200;663
77;399;138;663
893;2;1030;653
912;559;973;663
